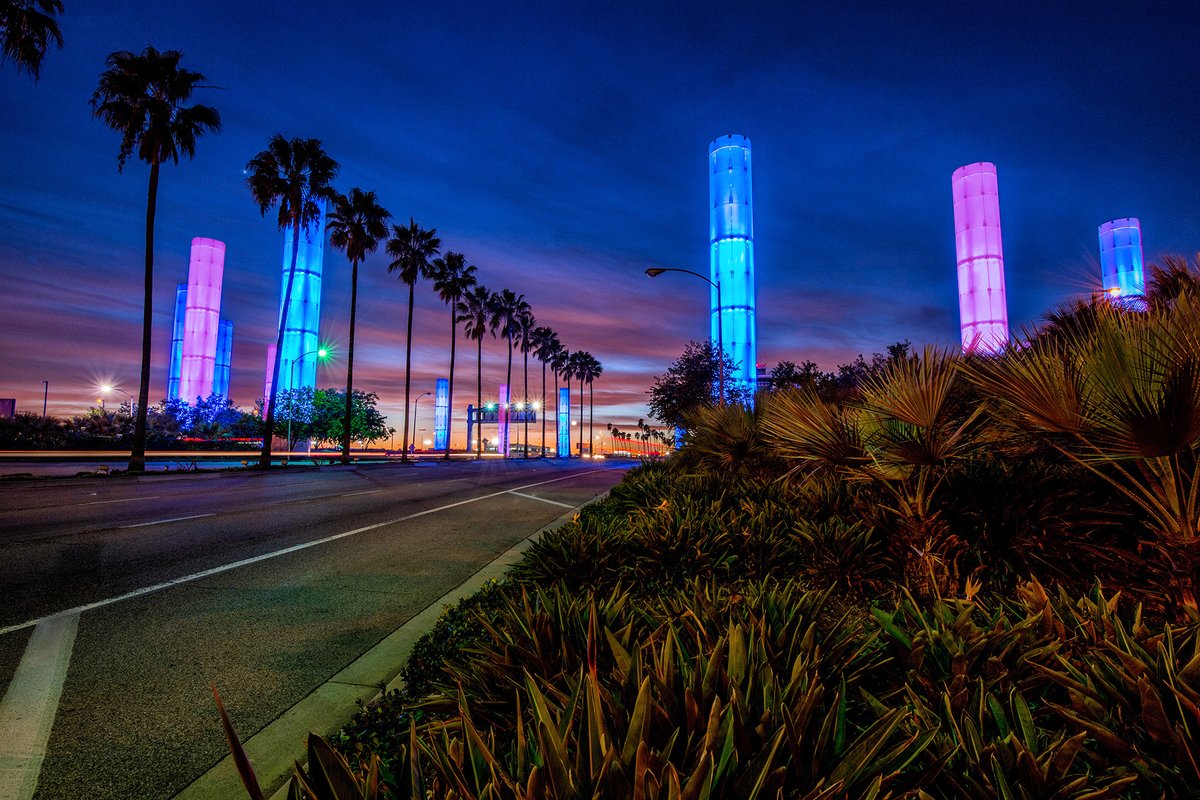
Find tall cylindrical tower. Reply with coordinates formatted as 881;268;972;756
709;134;756;394
272;199;326;396
179;238;226;402
951;162;1008;354
167;283;187;401
557;387;570;458
497;383;509;457
434;377;449;451
1098;218;1146;308
214;320;234;399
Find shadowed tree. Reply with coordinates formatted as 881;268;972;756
489;289;530;458
1;0;63;79
458;285;496;458
516;309;536;457
91;46;220;472
1147;254;1200;310
327;188;390;464
548;342;570;457
579;352;603;456
385;218;440;462
245;135;339;468
566;350;590;456
429;251;477;459
530;326;560;458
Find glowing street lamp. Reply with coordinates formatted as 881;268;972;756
99;384;134;413
287;347;329;450
645;267;724;401
412;391;432;453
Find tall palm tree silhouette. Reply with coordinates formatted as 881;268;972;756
516;309;536;457
327;188;390;464
530;326;559;458
245;135;339;467
429;251;477;459
385;219;440;461
548;343;570;457
458;285;496;458
1;0;63;79
580;353;604;456
490;289;530;458
92;46;220;472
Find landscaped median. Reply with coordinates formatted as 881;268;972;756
217;458;1200;799
219;294;1200;797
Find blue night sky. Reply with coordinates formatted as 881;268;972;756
1;1;1198;438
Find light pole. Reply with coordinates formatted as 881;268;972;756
412;391;431;454
42;380;48;420
287;347;328;452
645;267;724;401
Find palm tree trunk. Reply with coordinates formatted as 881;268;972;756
401;282;415;462
540;359;547;458
445;306;457;460
504;334;513;459
130;159;159;473
589;380;594;457
340;255;359;464
578;376;584;457
475;335;483;459
260;209;302;467
552;369;560;458
523;348;529;457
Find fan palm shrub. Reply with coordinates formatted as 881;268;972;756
962;294;1200;610
677;398;782;482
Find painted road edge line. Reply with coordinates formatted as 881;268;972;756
0;612;81;800
174;488;612;800
0;469;609;638
506;490;576;509
119;513;214;529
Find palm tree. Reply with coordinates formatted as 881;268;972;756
245;135;339;467
574;352;603;456
489;289;530;458
1147;254;1200;310
458;285;496;458
91;46;220;472
1;0;63;79
515;309;536;457
385;219;440;462
548;343;570;457
327;188;391;465
565;351;588;456
429;252;477;460
530;326;560;458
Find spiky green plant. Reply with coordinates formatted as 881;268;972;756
962;293;1200;547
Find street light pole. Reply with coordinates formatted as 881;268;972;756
42;380;48;420
287;347;328;453
412;391;432;454
645;267;724;401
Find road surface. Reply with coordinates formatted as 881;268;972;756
0;459;628;799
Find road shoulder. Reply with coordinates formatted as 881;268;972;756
174;491;602;800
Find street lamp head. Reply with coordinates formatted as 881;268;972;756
645;268;666;277
317;348;328;358
100;384;113;393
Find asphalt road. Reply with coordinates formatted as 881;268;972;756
0;459;628;800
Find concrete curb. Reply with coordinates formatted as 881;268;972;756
174;490;608;800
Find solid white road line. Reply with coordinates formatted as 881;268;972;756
118;513;214;529
507;491;576;509
0;469;607;638
0;611;80;800
339;489;382;497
